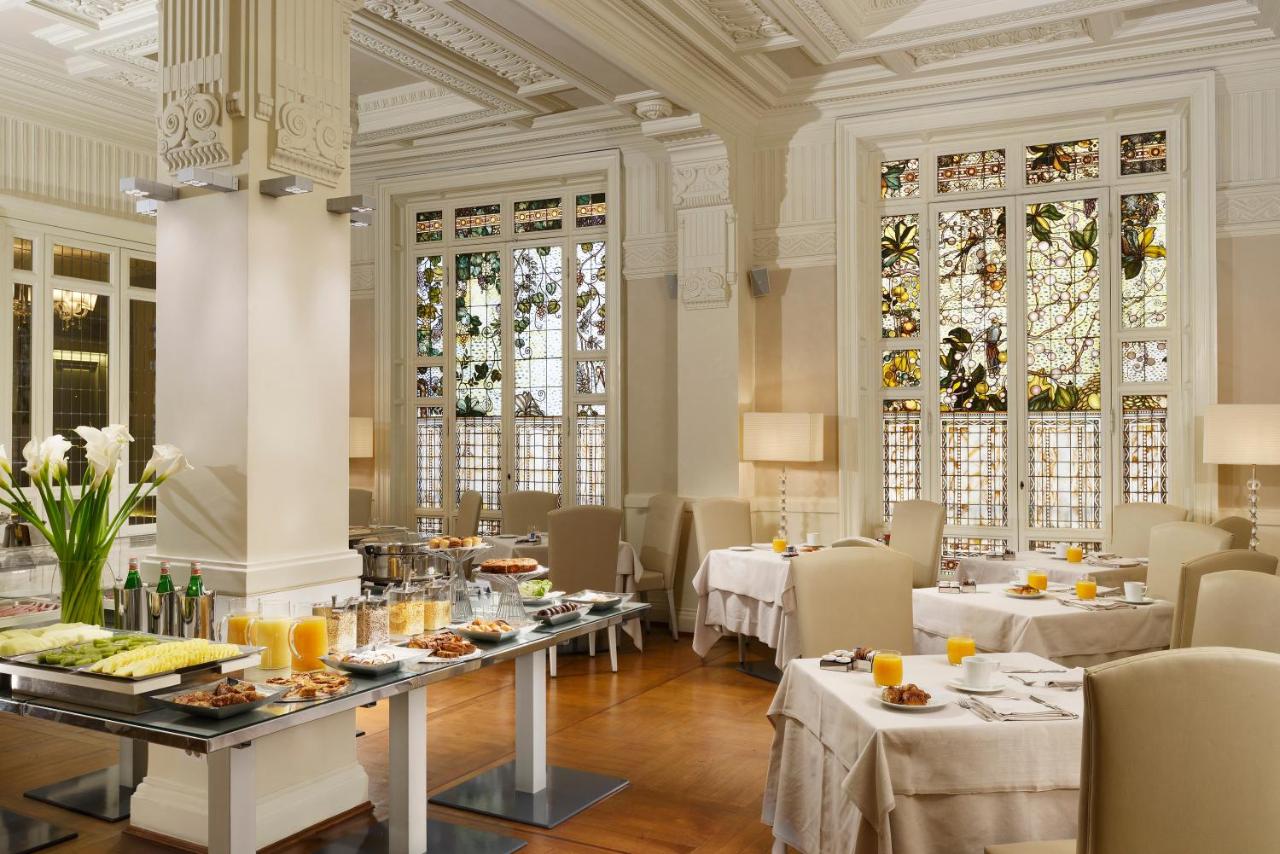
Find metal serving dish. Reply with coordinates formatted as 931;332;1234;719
323;646;425;676
562;590;629;612
533;605;591;627
150;678;287;719
359;533;434;583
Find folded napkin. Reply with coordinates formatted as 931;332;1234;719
969;695;1077;721
1009;668;1085;689
1087;556;1142;568
1059;597;1133;611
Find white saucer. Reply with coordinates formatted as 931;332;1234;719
946;678;1006;694
878;695;949;712
729;546;754;552
1121;596;1157;606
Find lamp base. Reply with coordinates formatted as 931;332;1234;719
1247;466;1261;551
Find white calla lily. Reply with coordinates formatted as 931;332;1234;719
143;444;191;483
0;444;10;487
74;424;132;487
22;435;72;483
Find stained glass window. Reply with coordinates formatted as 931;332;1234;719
456;416;502;509
943;536;1009;557
937;149;1006;194
882;399;921;523
129;257;156;290
882;349;921;389
881;214;920;338
454;204;501;239
1121;340;1168;383
416;366;444;398
417;515;445;534
576;404;606;505
1026;413;1102;529
13;237;33;271
1120;131;1167;175
416;256;444;357
1120;192;1167;328
514;198;563;233
1025;139;1100;185
11;284;32;487
416;210;443;243
128;298;156;524
938;206;1007;412
575;193;606;228
512;245;564;496
417;406;444;508
575;242;606;351
940;412;1007;527
52;290;110;482
880;158;920;199
1122;395;1168;503
52;244;110;282
455;252;502;416
575;360;606;395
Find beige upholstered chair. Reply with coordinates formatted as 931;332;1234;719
454;490;482;537
502;490;560;534
790;548;914;658
691;498;753;556
633;493;686;640
1212;515;1253;550
1192;570;1280;652
547;505;626;673
987;648;1280;854
348;488;373;526
1108;503;1188;557
886;499;945;588
1167;550;1277;647
830;535;884;548
1143;521;1231;602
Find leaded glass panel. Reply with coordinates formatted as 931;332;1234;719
942;536;1009;557
416;366;444;398
11;284;32;487
129;257;156;290
416;255;444;357
1120;340;1168;383
881;214;920;338
455;252;502;416
940;411;1007;527
1120;192;1167;328
514;418;562;495
937;149;1006;194
882;349;921;389
1120;131;1167;175
1026;412;1103;529
938;206;1007;411
454;204;501;239
514;198;563;233
575;241;606;351
13;238;33;272
576;404;606;505
882;399;921;524
575;193;606;228
416;210;443;243
127;301;156;480
575;360;606;395
1122;395;1168;503
52;244;110;282
417;515;445;534
880;158;920;198
513;245;563;418
1025;139;1100;185
416;406;444;508
456;416;502;509
52;290;110;481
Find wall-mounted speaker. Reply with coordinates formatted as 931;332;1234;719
749;266;770;298
666;272;678;299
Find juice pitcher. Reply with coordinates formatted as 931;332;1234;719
246;600;292;670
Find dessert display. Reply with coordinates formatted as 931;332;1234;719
534;603;578;619
85;639;246;678
427;536;484;549
0;623;112;657
479;557;539;574
37;634;161;667
881;683;932;706
1006;584;1042;597
339;649;397;667
405;629;477;659
265;670;351;702
171;679;267;709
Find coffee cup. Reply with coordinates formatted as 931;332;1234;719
962;655;999;690
1054;543;1069;559
1123;581;1147;603
806;532;820;547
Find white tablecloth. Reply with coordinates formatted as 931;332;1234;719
913;584;1172;667
958;551;1146;587
691;548;797;667
764;653;1083;854
483;534;646;645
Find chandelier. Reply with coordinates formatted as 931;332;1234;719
52;290;98;327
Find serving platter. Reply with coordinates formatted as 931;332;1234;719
150;679;287;719
324;646;426;676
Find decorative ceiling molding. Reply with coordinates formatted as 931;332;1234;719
349;27;511;111
908;20;1091;67
692;0;795;49
361;0;555;88
27;0;135;26
787;0;855;54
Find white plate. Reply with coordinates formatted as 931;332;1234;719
945;678;1006;694
1120;596;1158;606
1004;589;1045;599
729;546;754;552
877;695;949;712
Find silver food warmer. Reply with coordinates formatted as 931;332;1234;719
358;533;434;584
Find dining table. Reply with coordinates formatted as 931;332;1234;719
956;551;1147;587
764;652;1084;854
691;546;798;669
913;583;1173;667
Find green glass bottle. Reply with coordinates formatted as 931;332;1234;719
185;561;204;597
123;557;142;590
155;561;174;594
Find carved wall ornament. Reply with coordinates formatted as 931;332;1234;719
681;267;732;309
157;89;230;172
271;94;346;187
908;21;1088;66
672;160;731;209
635;98;674;121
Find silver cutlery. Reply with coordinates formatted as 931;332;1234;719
1002;668;1068;674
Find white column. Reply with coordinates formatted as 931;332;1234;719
390;686;428;854
208;745;255;854
515;649;548;793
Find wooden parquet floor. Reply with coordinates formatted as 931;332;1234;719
0;633;780;853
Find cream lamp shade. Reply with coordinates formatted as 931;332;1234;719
1202;405;1280;465
349;417;374;458
741;412;824;463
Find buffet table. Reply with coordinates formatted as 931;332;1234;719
957;551;1146;588
0;601;649;854
691;548;796;670
913;584;1172;667
764;653;1083;854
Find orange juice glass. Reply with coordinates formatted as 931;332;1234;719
1066;546;1084;563
1027;571;1048;591
946;635;977;666
289;615;329;672
772;537;787;553
872;650;903;687
1075;574;1097;600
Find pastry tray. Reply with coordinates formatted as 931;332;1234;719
150;679;288;719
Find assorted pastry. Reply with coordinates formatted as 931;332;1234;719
265;671;351;701
1006;584;1041;596
466;618;515;634
405;629;477;658
565;591;618;604
427;536;484;549
534;603;579;620
338;649;398;667
881;683;932;706
479;557;539;574
171;679;266;709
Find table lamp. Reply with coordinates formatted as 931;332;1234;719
742;412;824;543
349;417;374;458
1202;404;1280;550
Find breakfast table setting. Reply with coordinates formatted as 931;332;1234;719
691;545;808;668
764;650;1084;854
956;547;1148;588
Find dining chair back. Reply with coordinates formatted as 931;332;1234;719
1164;551;1279;647
830;536;885;549
887;500;945;588
1108;503;1188;557
635;493;687;640
349;488;372;526
691;498;753;557
1211;515;1253;550
502;490;560;534
1143;521;1231;602
1192;570;1280;653
455;490;482;537
547;506;623;595
790;548;914;658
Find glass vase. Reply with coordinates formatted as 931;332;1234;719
59;559;107;626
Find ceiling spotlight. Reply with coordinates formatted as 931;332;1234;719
135;198;159;217
119;177;177;201
176;167;238;192
327;194;376;214
350;211;373;228
260;175;313;197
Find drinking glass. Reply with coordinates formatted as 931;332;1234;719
872;650;903;687
772;537;787;553
946;635;976;666
1066;545;1084;563
1075;574;1098;600
1027;570;1048;591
